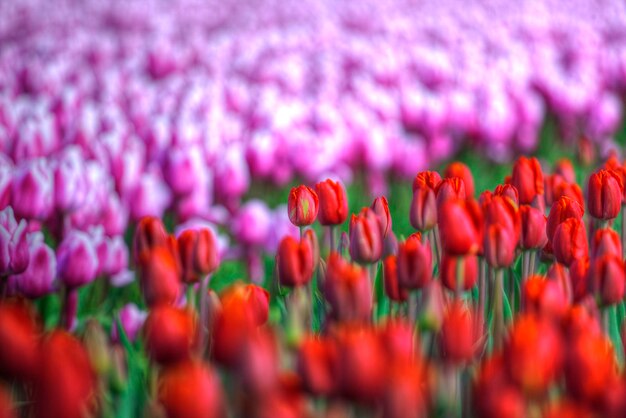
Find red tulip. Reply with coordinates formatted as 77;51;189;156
377;320;417;363
0;385;15;418
371;196;392;237
34;331;97;418
546;196;584;242
132;216;168;263
158;360;223;418
569;257;590;303
288;185;319;226
589;254;625;306
315;179;348;226
473;355;526;418
553;178;584;208
591;228;622;258
238;329;280;396
212;283;269;367
504;315;563;396
303;229;320;270
296;336;338;396
323;252;372;323
522;275;567;319
519;205;547;249
382;362;427;418
177;228;219;284
438;198;482;255
277;236;314;287
410;171;441;231
565;332;617;403
511;156;544;206
397;233;432;290
440;254;478;292
444;161;475;197
484;223;517;268
552;218;588;267
494;184;519;206
439;301;479;365
587;169;623;220
554;158;576;183
436;177;466;208
143;304;196;365
0;300;40;381
334;325;386;403
349;207;383;264
546;263;573;305
138;247;181;307
383;255;408;302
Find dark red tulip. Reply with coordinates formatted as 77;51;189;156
349;207;383;264
334;325;386;403
34;331;97;418
0;300;40;381
587;169;623;220
546;196;584;242
552;218;588;267
519;205;547;249
132;216;168;263
410;171;441;231
212;283;269;367
438;198;482;255
371;196;392;237
591;228;622;258
504;315;563;396
522;275;567;319
158;360;223;418
296;336;337;397
444;161;475;197
324;252;372;323
484;223;517;268
315;179;348;226
288;185;319;226
569;257;590;303
138;247;181;307
383;255;408;302
436;177;466;208
483;195;521;240
589;254;625;306
439;301;479;365
177;228;219;284
277;236;314;287
494;184;519;206
143;304;196;365
473;355;526;418
397;233;432;290
511;156;544;206
440;254;478;293
0;385;15;418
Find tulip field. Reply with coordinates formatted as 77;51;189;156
4;0;626;417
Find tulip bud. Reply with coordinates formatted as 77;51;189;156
519;205;547;249
484;223;517;268
144;304;196;365
83;320;111;375
397;233;432;290
552;218;588;267
439;301;479;366
349;208;383;264
34;331;97;418
110;346;128;393
511;156;544;206
410;171;440;231
587;169;623;220
297;336;338;396
324;252;372;322
569;257;590;303
0;207;29;276
590;254;625;306
418;280;445;332
436;177;466;208
554;158;576;183
9;233;56;298
277;236;314;287
371;196;392;237
552;178;584;208
493;184;519;206
138;247;181;307
440;254;478;292
288;185;319;226
546;196;584;243
315;179;348;226
483;195;521;242
132;216;168;263
303;229;320;270
158;360;223;418
444;161;475;197
56;230;99;289
0;300;40;381
504;315;563;396
546;263;573;304
592;228;622;258
334;326;386;403
11;159;54;220
522;275;567;319
383;255;408;302
177;228;219;284
111;303;147;343
438;198;482;255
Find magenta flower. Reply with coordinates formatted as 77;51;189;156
57;229;99;289
9;231;55;298
0;207;29;276
11;159;54;221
